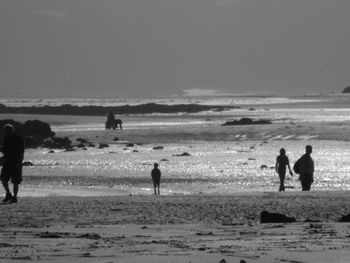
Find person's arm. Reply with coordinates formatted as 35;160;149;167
275;158;279;173
286;157;293;176
287;163;293;176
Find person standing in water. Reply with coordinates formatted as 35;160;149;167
275;148;293;192
297;145;314;191
151;163;161;195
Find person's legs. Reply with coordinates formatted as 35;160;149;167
301;179;307;191
305;180;311;191
279;172;285;192
2;180;11;194
153;180;157;195
13;183;18;197
301;179;311;191
1;180;12;202
8;184;18;203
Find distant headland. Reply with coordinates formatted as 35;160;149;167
0;103;239;116
342;87;350;93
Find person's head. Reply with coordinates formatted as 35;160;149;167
279;148;286;155
3;124;14;137
154;163;159;168
305;145;312;155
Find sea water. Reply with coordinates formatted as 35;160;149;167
1;95;350;196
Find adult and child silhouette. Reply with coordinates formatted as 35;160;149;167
0;123;315;203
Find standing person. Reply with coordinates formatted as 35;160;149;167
297;145;314;191
275;148;293;192
0;124;24;203
151;163;161;195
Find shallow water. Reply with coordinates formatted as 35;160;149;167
21;140;350;196
2;95;350;196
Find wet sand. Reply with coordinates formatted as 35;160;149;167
1;192;350;262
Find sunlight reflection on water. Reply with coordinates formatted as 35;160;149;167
22;140;350;196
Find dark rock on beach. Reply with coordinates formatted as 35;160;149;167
43;137;72;149
64;147;76;152
338;214;350;222
260;211;296;223
98;143;109;149
22;161;33;166
222;118;271;126
153;146;164;150
76;138;88;144
173;152;191;157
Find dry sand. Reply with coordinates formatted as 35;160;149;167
1;192;350;263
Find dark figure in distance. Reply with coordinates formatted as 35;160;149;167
105;112;123;130
0;124;24;203
297;145;314;191
275;148;293;192
151;163;161;195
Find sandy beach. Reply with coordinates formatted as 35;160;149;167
1;192;350;262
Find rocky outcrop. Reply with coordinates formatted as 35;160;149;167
0;103;239;116
42;137;72;149
222;118;272;126
98;143;109;149
173;152;191;157
260;211;296;223
338;214;350;222
0;119;55;148
342;87;350;93
153;146;164;150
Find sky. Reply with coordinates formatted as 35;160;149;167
0;0;350;98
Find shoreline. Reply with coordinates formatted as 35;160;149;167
2;191;350;226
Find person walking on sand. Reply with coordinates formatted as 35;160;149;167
275;148;293;192
151;163;161;195
296;145;314;191
0;124;24;203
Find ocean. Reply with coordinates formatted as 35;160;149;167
1;95;350;196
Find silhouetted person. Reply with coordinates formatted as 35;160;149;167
298;145;314;191
0;124;24;203
107;112;115;123
275;148;293;192
151;163;161;195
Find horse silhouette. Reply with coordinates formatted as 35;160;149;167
105;119;123;130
